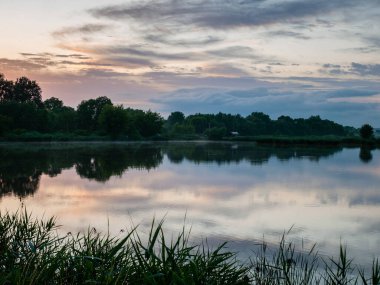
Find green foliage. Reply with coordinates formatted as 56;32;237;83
77;96;113;131
0;114;13;135
169;123;196;139
46;105;77;133
98;105;128;138
187;114;210;134
205;127;227;140
0;74;43;107
0;73;13;102
167;111;348;139
0;210;249;285
44;97;64;111
360;124;374;139
134;110;164;138
167;111;185;126
0;101;48;133
2;210;380;284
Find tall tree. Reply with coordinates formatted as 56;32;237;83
0;74;13;102
44;97;64;111
360;124;374;139
77;96;112;131
167;111;185;126
13;77;43;107
135;110;164;137
98;105;128;138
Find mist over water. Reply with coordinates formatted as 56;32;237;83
0;142;379;266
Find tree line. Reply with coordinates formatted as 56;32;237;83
0;74;372;140
0;74;164;138
166;111;354;139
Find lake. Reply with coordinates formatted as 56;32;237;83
0;142;379;266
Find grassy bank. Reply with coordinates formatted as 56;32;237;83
1;211;379;284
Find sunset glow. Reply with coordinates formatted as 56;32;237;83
0;0;379;125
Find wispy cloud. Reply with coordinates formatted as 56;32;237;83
350;62;380;76
89;0;362;30
265;30;310;40
0;58;46;71
321;62;380;77
52;24;111;38
81;68;128;78
207;46;260;60
144;34;222;47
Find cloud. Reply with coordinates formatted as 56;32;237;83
207;46;259;59
320;62;380;77
344;46;380;54
152;84;380;126
365;36;380;48
104;56;155;68
201;64;250;77
325;89;379;98
60;43;268;68
52;24;111;38
141;71;277;90
55;54;92;60
350;62;380;76
266;30;310;40
81;68;128;78
105;45;201;61
90;0;366;30
21;53;91;60
0;58;47;71
322;64;341;69
14;52;115;70
145;34;222;47
57;60;113;67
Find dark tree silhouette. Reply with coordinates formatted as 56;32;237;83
359;147;373;163
98;105;128;138
0;73;13;102
77;96;112;131
360;124;374;139
134;110;164;137
44;97;64;111
0;115;13;135
13;77;43;107
167;111;185;126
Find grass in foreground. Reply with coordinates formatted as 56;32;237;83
0;210;379;284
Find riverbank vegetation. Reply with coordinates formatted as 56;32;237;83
0;74;378;145
1;210;379;284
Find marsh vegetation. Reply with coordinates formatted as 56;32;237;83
1;210;380;284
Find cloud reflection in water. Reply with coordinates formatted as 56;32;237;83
0;142;379;265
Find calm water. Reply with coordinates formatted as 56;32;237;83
0;142;379;265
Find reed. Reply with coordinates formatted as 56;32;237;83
0;210;379;284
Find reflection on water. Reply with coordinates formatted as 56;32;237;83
0;142;343;198
0;142;379;266
359;147;374;163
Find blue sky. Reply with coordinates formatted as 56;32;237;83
0;0;379;126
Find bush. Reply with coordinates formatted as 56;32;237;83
205;127;227;140
360;124;374;139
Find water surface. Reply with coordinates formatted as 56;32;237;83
0;142;379;265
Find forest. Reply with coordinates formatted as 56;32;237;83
0;74;369;141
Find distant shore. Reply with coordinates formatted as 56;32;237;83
0;132;379;147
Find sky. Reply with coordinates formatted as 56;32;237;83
0;0;379;126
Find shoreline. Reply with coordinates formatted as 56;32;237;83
0;134;379;148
